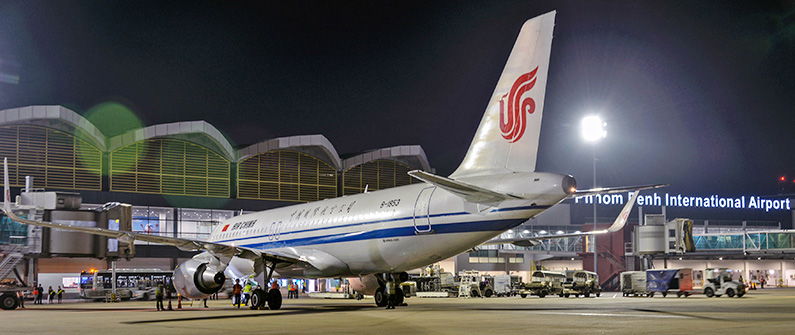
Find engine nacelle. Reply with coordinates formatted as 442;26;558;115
348;273;408;295
348;274;381;296
173;258;226;299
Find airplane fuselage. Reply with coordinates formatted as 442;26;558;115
210;171;572;278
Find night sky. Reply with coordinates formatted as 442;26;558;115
1;1;794;223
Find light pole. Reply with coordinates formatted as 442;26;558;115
581;115;606;275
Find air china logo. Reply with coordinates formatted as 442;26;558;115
499;67;538;143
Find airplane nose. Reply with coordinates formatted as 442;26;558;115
562;175;577;195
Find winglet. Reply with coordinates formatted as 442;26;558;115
604;189;639;233
4;157;10;214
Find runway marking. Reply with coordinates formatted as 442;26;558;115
529;311;691;319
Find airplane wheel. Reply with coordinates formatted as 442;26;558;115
0;293;19;310
267;288;282;310
662;292;667;298
395;288;404;305
374;288;387;307
250;288;266;308
596;293;600;297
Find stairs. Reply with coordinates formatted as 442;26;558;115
0;244;24;280
598;246;628;292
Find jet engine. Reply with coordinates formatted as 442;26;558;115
173;258;226;299
348;274;382;295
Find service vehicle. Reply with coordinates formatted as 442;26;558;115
520;270;565;298
493;274;520;297
0;282;31;310
702;267;745;298
479;274;495;298
412;265;459;297
79;268;172;300
563;270;601;297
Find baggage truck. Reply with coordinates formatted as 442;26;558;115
519;270;565;298
645;268;694;297
562;270;601;298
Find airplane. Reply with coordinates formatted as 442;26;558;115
2;11;664;310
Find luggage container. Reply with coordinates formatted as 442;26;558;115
620;271;647;297
645;268;694;297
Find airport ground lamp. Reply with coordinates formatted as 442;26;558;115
581;115;607;274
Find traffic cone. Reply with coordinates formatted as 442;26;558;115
177;294;182;309
167;297;173;310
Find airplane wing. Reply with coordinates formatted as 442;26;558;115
484;189;640;247
1;159;298;264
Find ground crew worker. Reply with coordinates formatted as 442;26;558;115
48;286;54;304
16;290;25;308
289;282;296;299
243;281;252;305
385;277;396;309
155;282;164;311
232;279;242;308
291;282;299;299
57;286;63;303
36;284;43;304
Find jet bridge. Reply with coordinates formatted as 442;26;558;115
15;190;135;260
632;215;696;271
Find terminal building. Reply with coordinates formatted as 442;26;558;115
1;105;794;297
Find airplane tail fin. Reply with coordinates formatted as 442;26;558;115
4;158;11;213
450;11;555;179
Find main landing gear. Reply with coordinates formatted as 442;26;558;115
374;272;408;307
249;259;283;310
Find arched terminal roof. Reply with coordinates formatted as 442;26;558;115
342;145;430;172
108;121;236;161
237;135;341;170
0;105;107;151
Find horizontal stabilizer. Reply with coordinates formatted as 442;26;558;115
408;170;521;204
571;183;668;198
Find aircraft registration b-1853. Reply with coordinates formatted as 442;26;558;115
3;11;664;310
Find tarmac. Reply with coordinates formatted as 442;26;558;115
3;288;794;334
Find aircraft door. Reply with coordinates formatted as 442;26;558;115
413;187;435;233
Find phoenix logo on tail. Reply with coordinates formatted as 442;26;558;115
499;66;538;143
